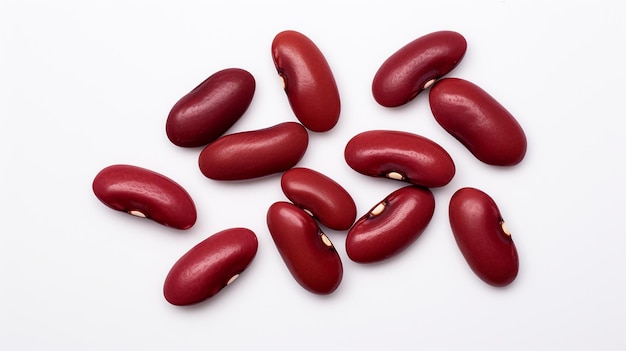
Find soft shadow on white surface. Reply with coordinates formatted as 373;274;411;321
1;1;625;350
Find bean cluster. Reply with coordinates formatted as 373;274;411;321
92;29;527;305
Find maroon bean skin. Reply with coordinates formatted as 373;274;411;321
346;186;435;263
266;202;343;294
449;187;519;287
344;130;455;188
92;164;197;230
281;167;357;231
163;228;258;306
166;68;256;147
372;30;467;107
429;78;527;166
272;30;341;132
198;122;309;180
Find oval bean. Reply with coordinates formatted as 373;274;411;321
372;30;467;107
346;186;435;263
266;201;343;294
92;164;197;230
344;130;455;188
281;167;357;230
448;187;519;287
429;78;527;166
163;228;258;305
166;68;256;147
198;122;309;180
272;30;341;132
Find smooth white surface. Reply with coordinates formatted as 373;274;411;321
2;1;625;350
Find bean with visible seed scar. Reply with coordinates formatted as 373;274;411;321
448;187;519;287
372;30;467;107
272;30;341;132
267;201;343;295
281;167;357;230
92;164;197;230
346;186;435;263
344;130;455;188
163;228;258;305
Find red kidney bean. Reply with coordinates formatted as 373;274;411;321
448;187;519;287
166;68;256;148
346;186;435;263
344;130;455;188
163;228;258;305
372;30;467;107
271;30;341;132
92;164;197;230
198;121;309;180
266;201;343;294
429;78;527;166
280;167;357;231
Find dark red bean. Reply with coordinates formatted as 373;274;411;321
266;201;343;294
372;30;467;107
166;68;256;147
344;130;455;188
448;187;519;287
281;167;357;231
271;30;341;132
163;228;258;305
346;186;435;263
198;122;308;180
429;78;527;166
92;164;196;230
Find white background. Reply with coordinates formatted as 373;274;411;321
2;0;625;350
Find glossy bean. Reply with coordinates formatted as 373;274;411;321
198;122;309;180
272;30;341;132
448;187;519;287
92;164;196;230
344;130;455;188
266;202;343;294
346;186;435;263
166;68;256;147
372;30;467;107
163;228;258;305
281;167;357;230
429;78;527;166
